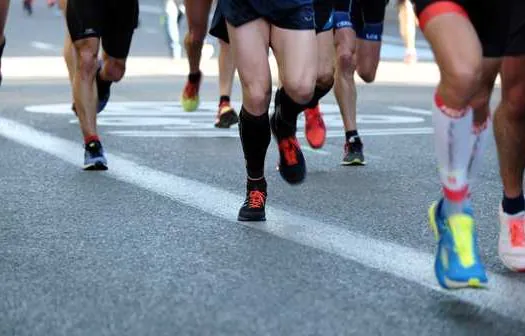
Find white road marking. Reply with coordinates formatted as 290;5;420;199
30;41;60;52
0;116;524;321
106;128;433;138
389;106;433;116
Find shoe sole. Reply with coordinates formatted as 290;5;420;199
341;159;366;166
83;162;108;171
428;202;487;289
237;215;266;222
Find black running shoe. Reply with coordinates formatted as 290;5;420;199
84;140;108;171
214;103;239;128
341;136;366;166
238;179;267;221
270;112;306;184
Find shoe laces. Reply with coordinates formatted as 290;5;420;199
279;137;300;165
509;217;525;247
247;190;265;208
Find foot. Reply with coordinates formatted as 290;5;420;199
181;72;202;112
428;199;488;289
341;136;366;166
304;104;326;149
238;179;267;221
498;204;525;271
83;140;108;171
214;102;239;128
270;113;306;184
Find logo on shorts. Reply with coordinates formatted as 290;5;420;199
84;28;96;35
303;15;313;22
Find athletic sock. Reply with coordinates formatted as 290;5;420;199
84;134;100;145
274;88;304;137
239;106;271;179
432;92;473;217
502;193;525;215
305;84;332;109
188;71;202;84
345;130;359;142
219;95;230;106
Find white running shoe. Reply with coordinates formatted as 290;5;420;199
498;204;525;271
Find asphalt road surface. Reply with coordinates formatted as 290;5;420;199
1;2;522;336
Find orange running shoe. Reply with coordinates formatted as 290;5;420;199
180;73;201;112
304;104;326;149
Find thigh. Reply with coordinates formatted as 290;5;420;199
226;19;271;92
270;5;317;89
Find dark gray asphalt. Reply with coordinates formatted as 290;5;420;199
1;1;522;336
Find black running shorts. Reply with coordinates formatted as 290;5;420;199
66;0;139;59
413;0;509;58
219;0;315;30
315;0;334;34
333;0;388;41
506;0;525;56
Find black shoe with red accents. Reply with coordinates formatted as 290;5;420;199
270;112;306;185
238;179;267;222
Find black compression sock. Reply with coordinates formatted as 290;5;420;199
188;71;202;84
239;106;271;179
502;193;525;215
345;130;359;142
274;88;305;136
306;84;333;109
219;95;230;105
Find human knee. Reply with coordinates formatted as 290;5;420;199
243;82;272;116
504;80;525;120
357;66;377;83
316;67;334;90
76;46;98;79
336;47;356;79
282;77;315;105
103;59;126;82
441;57;483;106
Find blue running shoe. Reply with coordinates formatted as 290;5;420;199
96;61;111;113
428;199;488;289
83;140;108;171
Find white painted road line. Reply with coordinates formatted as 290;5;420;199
30;41;60;52
389;106;433;116
107;128;434;138
0;116;524;322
